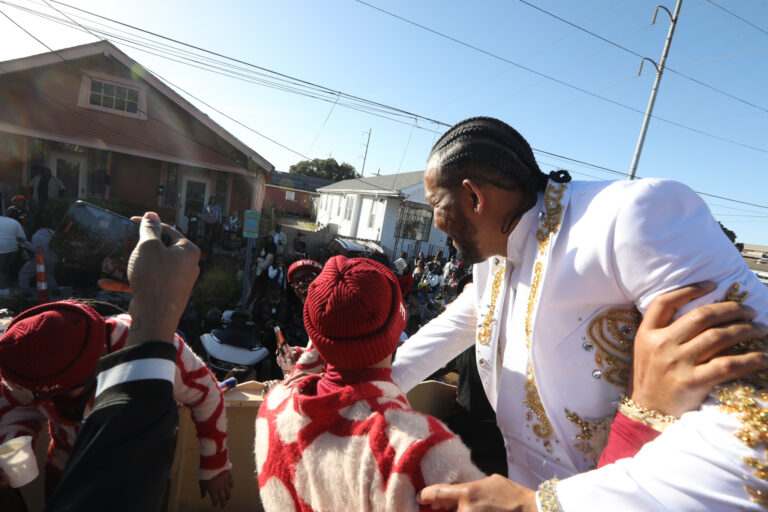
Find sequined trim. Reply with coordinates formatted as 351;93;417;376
724;282;748;303
586;309;641;387
477;265;505;345
522;182;567;441
721;283;768;388
618;394;677;433
525;363;552;440
536;478;562;512
717;383;768;507
536;182;567;255
565;409;614;469
524;261;543;348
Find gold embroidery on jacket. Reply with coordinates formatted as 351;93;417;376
720;283;768;387
536;182;567;256
525;262;543;349
586;309;641;387
525;364;552;440
522;182;568;442
565;409;614;469
717;383;768;507
477;265;506;345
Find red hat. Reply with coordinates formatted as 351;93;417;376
287;259;323;283
11;195;25;202
0;301;106;396
304;256;406;369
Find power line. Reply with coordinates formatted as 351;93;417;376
45;0;450;130
3;1;765;212
353;0;768;155
705;0;768;38
0;5;272;171
517;0;768;115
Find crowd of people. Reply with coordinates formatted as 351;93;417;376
0;117;766;511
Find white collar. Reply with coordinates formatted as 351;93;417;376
505;191;543;267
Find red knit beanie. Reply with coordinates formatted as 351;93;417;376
0;301;106;396
304;256;406;369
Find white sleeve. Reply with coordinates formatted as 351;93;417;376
391;286;476;392
612;178;768;320
552;179;768;510
555;396;767;510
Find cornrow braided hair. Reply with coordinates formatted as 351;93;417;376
429;117;571;195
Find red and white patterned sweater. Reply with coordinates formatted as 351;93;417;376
0;314;230;481
255;344;484;512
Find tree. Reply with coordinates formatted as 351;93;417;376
719;221;737;244
289;158;359;182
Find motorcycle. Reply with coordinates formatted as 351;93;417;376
199;309;273;380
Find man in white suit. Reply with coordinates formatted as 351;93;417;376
392;117;768;510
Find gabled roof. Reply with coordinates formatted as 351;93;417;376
0;41;274;174
318;170;424;195
267;171;333;193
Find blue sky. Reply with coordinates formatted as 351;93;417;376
1;0;767;242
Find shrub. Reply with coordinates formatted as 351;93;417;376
192;266;241;316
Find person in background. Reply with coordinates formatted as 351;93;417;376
412;259;425;287
413;251;425;272
44;211;200;511
287;258;323;304
28;166;65;211
267;255;286;291
0;216;25;296
203;196;221;240
393;257;413;298
271;224;287;257
255;256;486;511
5;196;30;238
0;298;234;507
442;254;457;281
18;217;57;292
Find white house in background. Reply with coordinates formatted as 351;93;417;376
315;170;450;260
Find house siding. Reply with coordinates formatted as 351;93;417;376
262;185;314;217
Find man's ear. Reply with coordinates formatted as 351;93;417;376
461;179;485;214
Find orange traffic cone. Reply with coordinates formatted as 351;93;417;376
35;245;49;305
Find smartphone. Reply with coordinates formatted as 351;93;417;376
50;201;140;287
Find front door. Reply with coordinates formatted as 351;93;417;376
178;176;211;234
48;151;87;199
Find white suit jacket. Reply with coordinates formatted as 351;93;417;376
392;178;768;510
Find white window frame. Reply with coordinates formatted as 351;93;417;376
344;196;354;221
77;71;148;120
368;200;377;228
285;190;296;201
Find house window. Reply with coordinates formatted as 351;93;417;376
344;196;354;221
285;191;295;201
214;172;228;209
78;73;147;119
368;201;378;228
162;163;179;208
336;196;342;217
394;202;433;241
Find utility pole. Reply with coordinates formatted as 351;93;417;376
628;0;683;180
361;129;371;176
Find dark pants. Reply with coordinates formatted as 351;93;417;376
0;250;16;289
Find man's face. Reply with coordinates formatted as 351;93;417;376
290;269;317;302
424;162;483;265
13;199;24;208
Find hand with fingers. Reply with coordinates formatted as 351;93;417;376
99;212;200;346
200;471;233;508
631;281;768;419
417;474;537;512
